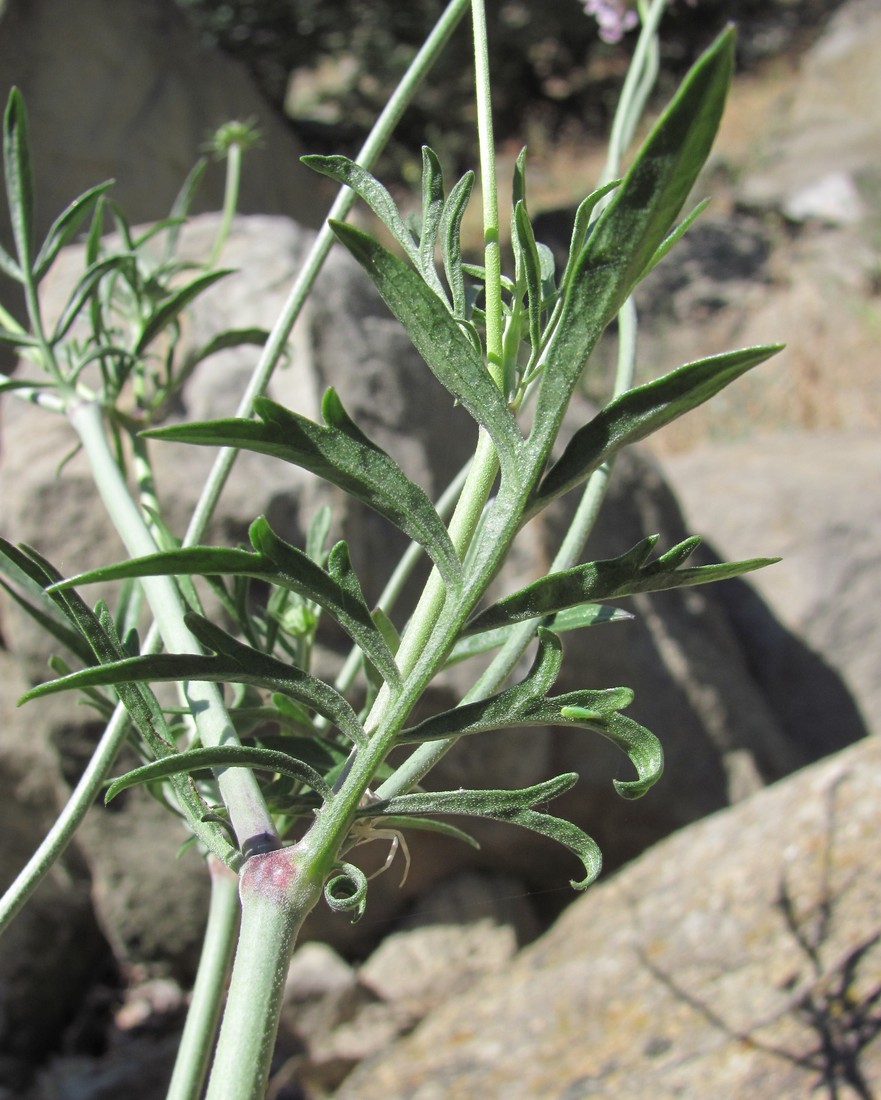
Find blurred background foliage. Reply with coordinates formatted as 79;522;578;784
174;0;845;185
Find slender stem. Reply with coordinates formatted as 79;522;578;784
392;430;497;682
602;0;666;187
471;0;504;389
166;857;240;1100
378;300;639;801
204;847;323;1100
0;703;130;933
207;141;242;270
68;399;277;850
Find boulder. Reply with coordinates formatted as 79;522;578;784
335;735;881;1099
0;656;113;1094
0;0;326;255
661;431;880;746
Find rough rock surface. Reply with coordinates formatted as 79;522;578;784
0;0;326;252
336;736;881;1099
662;431;880;748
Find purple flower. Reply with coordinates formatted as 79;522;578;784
583;0;640;43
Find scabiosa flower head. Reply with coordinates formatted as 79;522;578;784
583;0;640;43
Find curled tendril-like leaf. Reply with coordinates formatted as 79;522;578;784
324;862;368;922
358;773;602;889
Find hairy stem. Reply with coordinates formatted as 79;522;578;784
68;398;277;850
471;0;504;388
204;846;323;1100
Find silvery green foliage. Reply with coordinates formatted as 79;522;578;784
2;27;779;911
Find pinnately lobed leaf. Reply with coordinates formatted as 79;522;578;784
399;630;662;798
49;516;402;689
465;534;780;636
528;27;737;463
328;219;525;479
358;773;602;889
104;745;334;805
19;612;368;748
144;393;463;588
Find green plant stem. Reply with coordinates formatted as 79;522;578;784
166;857;240;1100
207;141;242;270
182;0;472;551
331;457;471;698
392;429;498;682
68;398;277;850
204;846;324;1100
471;0;504;388
0;702;130;932
377;296;639;800
372;0;504;690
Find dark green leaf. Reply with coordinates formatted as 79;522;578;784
529;28;736;461
51;254;134;343
3;88;35;272
557;180;620;297
303;154;419;264
328;220;524;477
144;393;462;589
399;630;658;798
247;733;345;772
557;706;662;798
513;201;543;360
643;197;710;278
134;269;232;355
0;578;95;666
403;635;634;741
105;745;333;804
359;773;601;889
531;345;782;513
400;627;565;741
418;146;447;298
0;242;22;281
444;602;631;668
465;534;780;635
184;327;269;370
20;611;368;747
33;181;114;283
440;171;474;317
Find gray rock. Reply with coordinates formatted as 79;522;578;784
740;0;881;220
358;918;517;1013
0;0;326;255
782;170;865;226
0;656;111;1092
335;736;881;1099
662;431;879;745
